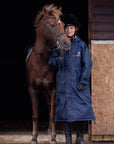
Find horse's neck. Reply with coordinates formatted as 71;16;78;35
34;37;50;65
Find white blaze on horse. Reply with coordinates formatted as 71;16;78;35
26;4;71;144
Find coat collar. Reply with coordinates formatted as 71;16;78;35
71;36;80;43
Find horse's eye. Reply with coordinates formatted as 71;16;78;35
50;24;55;28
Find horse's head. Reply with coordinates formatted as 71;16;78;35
34;4;71;55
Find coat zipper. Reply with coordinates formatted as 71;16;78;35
72;53;74;67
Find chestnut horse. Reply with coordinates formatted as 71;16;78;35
26;4;71;144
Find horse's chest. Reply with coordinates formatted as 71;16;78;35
34;68;55;90
34;78;54;91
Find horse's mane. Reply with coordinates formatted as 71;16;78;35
34;4;62;29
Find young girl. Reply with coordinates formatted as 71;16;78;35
48;13;95;144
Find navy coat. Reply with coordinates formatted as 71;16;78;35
48;36;95;122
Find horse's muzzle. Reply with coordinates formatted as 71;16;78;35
57;38;71;52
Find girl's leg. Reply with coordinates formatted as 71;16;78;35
63;122;72;144
75;121;86;144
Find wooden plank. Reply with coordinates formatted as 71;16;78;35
92;7;114;15
88;0;114;40
92;0;114;6
91;0;114;15
91;135;114;141
91;23;114;32
93;2;114;7
91;32;114;40
88;0;94;43
89;15;114;23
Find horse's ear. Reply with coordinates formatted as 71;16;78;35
58;6;62;12
43;6;49;16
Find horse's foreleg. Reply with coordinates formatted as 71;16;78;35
29;86;38;144
50;88;57;144
43;90;51;134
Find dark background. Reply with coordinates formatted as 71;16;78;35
0;0;88;123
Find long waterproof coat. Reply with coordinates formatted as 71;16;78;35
48;36;95;122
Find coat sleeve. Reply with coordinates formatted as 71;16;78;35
48;50;63;72
79;42;92;87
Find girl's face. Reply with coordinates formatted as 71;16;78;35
65;25;77;37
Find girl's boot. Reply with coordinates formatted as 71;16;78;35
64;122;72;144
75;121;86;144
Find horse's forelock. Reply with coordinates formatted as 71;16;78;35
48;4;62;20
43;4;62;20
34;4;62;29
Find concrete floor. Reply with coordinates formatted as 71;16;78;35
0;131;86;144
0;131;114;144
0;122;113;144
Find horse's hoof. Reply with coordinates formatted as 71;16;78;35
30;140;38;144
50;142;57;144
48;128;52;135
30;141;38;144
49;140;57;144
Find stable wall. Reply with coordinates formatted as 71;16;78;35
91;40;114;141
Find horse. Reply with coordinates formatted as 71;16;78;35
26;4;71;144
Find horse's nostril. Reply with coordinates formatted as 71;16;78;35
64;41;69;46
64;41;71;49
59;39;71;50
64;41;67;45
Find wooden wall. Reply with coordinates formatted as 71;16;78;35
91;41;114;141
88;0;114;40
88;0;114;141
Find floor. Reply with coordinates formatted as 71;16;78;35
0;131;114;144
0;121;113;144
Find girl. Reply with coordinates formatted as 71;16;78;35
48;13;95;144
